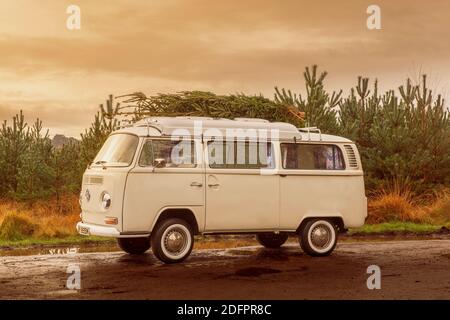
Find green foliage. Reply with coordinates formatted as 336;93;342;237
274;65;341;133
52;141;83;202
348;222;443;234
118;91;305;126
0;66;448;202
339;75;450;193
15;119;54;200
80;94;120;165
0;111;30;196
0;112;84;201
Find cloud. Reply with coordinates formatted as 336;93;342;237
0;0;449;135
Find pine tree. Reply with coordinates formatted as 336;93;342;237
274;65;341;133
117;91;305;126
80;95;121;166
0;111;30;196
15;118;53;200
339;75;450;193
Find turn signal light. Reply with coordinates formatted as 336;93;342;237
104;217;118;225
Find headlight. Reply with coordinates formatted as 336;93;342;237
79;191;82;206
101;192;112;210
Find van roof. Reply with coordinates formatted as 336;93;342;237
114;116;353;143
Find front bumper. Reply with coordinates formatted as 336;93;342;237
76;222;150;238
77;222;121;237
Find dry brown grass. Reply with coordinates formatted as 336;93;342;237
426;191;450;224
367;188;450;224
194;236;258;250
0;194;80;240
1;189;449;242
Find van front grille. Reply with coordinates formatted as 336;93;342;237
83;175;104;185
343;145;359;169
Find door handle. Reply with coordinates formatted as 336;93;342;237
190;182;203;187
207;183;220;187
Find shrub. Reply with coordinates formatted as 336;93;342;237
0;211;38;241
426;191;450;224
367;190;425;224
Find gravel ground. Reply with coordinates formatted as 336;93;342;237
1;240;449;299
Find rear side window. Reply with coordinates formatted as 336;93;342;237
139;139;196;168
207;141;274;169
281;144;345;170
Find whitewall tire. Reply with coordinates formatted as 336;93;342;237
151;218;194;263
299;219;337;257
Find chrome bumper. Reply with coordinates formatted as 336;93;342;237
76;222;121;237
76;222;150;238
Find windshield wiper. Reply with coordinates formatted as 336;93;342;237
94;160;108;165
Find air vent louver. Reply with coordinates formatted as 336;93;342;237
344;145;359;169
83;175;104;185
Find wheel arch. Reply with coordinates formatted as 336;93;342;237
152;207;200;235
296;215;345;234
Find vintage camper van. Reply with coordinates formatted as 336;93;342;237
77;117;367;263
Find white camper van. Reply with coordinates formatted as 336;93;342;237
77;117;367;263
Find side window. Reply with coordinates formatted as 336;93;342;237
281;144;345;170
139;141;154;166
207;141;274;169
139;139;196;168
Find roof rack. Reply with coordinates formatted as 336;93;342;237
118;119;133;129
298;126;322;141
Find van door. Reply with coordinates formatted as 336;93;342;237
204;140;279;231
122;138;205;233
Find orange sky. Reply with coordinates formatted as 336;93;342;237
1;0;449;137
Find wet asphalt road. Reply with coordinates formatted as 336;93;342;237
1;240;449;299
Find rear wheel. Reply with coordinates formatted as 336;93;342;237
299;219;337;257
256;233;289;248
151;218;194;264
117;237;151;255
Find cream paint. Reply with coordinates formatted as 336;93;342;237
78;117;367;237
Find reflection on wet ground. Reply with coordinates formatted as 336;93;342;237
2;232;450;258
0;243;121;257
1;240;450;299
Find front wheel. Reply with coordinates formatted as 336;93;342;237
256;233;289;248
117;237;151;255
299;219;337;257
151;218;194;264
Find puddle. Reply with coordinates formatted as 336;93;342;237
0;244;121;257
227;249;254;256
234;267;282;277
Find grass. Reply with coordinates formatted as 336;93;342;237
0;190;449;249
348;222;445;235
0;235;115;248
367;188;450;224
0;194;82;245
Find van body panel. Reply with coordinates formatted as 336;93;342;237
80;167;129;232
279;173;367;230
78;117;367;240
204;172;279;231
123;170;205;232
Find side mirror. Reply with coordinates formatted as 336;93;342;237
153;158;166;168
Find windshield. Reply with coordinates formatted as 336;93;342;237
93;134;139;167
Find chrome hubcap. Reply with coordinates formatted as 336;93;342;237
164;228;187;255
310;224;332;249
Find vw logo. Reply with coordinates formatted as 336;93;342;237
85;189;91;202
